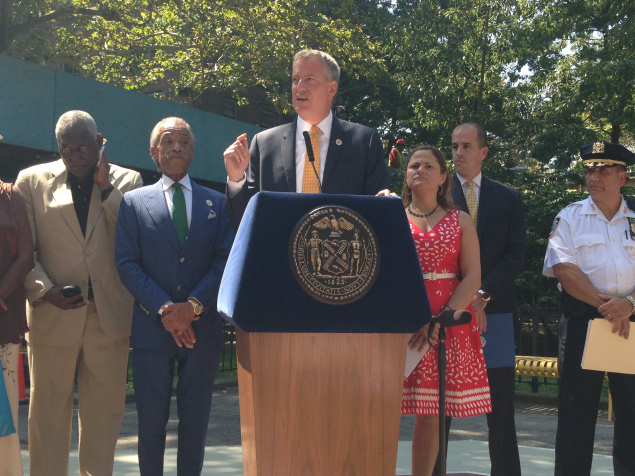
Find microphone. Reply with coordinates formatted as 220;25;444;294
430;309;472;328
302;130;322;193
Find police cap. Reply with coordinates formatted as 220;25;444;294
581;141;635;168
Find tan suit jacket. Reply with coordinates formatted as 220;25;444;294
16;159;143;347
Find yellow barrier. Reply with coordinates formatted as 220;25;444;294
515;355;613;422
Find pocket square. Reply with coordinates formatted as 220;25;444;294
208;210;216;219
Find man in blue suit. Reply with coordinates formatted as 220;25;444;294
223;49;388;229
115;117;233;475
436;122;526;476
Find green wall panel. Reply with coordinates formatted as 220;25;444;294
0;54;262;183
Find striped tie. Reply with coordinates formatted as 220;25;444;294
172;182;188;247
302;125;321;193
466;180;478;226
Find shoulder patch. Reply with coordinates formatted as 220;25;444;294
549;217;561;239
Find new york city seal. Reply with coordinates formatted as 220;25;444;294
289;205;380;305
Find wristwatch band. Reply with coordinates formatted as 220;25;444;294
478;289;491;302
188;297;204;315
626;295;635;315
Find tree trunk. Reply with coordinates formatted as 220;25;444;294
611;123;620;143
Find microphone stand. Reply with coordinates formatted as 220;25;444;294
310;160;322;193
428;309;471;476
302;130;322;193
437;324;448;476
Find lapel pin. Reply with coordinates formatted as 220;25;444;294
206;199;213;206
336;139;342;146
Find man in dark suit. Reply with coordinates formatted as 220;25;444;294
442;122;527;476
223;49;388;229
115;117;234;475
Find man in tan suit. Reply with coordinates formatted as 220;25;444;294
16;110;143;475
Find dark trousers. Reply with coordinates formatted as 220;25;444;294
486;366;521;476
133;335;223;476
433;366;521;476
555;315;635;476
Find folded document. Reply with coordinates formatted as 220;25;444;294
582;319;635;374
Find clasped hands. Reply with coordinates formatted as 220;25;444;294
161;302;200;349
598;294;632;339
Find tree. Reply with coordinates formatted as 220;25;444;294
509;0;635;168
2;0;388;121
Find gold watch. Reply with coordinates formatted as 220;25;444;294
187;297;204;315
478;289;491;302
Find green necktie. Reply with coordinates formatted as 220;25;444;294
172;182;188;247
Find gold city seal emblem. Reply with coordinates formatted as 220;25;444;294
289;206;380;305
592;142;605;154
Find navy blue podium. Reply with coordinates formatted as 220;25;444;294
218;192;431;476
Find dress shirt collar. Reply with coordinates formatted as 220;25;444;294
585;195;634;219
456;172;483;189
296;112;333;141
161;174;192;192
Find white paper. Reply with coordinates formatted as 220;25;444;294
405;333;429;378
581;319;635;374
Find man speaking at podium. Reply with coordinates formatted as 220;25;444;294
223;49;389;229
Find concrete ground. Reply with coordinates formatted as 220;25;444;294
16;383;615;475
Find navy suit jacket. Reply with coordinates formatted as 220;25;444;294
226;115;388;228
451;174;527;315
115;179;234;349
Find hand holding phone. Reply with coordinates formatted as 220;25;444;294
93;139;112;191
61;285;82;299
44;285;87;310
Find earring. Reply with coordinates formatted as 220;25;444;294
438;185;442;196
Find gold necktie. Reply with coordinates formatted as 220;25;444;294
466;180;478;226
302;125;321;193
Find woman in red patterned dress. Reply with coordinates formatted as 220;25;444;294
401;145;491;476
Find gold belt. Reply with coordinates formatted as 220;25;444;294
422;272;457;281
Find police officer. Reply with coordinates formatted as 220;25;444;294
543;141;635;476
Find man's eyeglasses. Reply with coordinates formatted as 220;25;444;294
60;145;91;154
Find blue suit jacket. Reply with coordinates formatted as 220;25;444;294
451;174;527;314
226;115;388;228
115;179;234;349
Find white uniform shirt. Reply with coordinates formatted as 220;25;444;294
543;196;635;297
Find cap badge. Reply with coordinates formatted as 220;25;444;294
592;142;605;154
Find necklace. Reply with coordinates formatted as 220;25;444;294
408;203;439;218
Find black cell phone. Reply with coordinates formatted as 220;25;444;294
61;285;83;301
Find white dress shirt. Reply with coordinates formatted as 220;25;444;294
294;113;332;192
161;174;193;227
159;174;193;313
456;172;483;204
543;196;635;297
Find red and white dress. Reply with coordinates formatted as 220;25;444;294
402;209;492;417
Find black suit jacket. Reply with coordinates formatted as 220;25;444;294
451;174;527;314
226;115;388;229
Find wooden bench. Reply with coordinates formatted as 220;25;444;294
515;355;613;421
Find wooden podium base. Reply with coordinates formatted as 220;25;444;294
236;330;408;476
